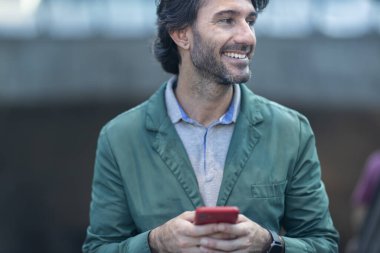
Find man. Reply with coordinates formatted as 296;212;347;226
83;0;339;252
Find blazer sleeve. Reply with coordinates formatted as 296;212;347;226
282;115;339;252
82;127;152;253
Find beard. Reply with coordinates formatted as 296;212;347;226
190;26;252;85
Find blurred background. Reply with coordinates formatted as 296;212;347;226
0;0;379;252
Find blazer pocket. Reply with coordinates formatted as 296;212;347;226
251;180;287;199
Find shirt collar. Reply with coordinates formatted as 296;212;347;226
165;76;241;125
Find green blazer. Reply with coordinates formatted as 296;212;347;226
83;83;339;253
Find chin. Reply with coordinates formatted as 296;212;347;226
209;65;251;85
219;72;251;85
217;77;248;86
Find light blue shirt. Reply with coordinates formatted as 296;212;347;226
165;76;241;206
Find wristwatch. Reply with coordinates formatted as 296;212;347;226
266;230;284;253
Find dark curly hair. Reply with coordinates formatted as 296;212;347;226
153;0;269;74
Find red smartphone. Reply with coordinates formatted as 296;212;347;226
194;206;239;225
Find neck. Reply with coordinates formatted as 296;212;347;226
174;72;234;127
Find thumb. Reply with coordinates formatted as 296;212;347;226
180;211;196;222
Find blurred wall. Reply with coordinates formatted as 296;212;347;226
1;36;380;108
0;36;380;253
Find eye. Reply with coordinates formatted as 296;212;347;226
219;18;234;25
247;20;256;27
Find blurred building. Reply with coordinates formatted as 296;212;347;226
0;0;379;108
0;1;379;253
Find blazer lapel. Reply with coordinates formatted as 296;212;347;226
145;83;204;208
217;84;264;206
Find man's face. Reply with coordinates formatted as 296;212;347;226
190;0;257;85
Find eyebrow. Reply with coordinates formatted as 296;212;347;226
213;10;258;19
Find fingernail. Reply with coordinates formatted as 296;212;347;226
200;238;208;246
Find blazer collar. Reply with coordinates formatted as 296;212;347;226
145;82;169;132
238;84;264;126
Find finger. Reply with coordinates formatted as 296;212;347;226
199;236;251;251
175;236;202;248
199;245;249;253
180;211;196;222
237;214;248;223
185;223;220;237
199;246;226;253
209;232;238;240
200;247;250;253
213;223;249;237
184;246;208;253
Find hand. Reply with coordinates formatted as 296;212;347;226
198;214;271;253
149;211;220;253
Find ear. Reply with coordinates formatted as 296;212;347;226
169;28;191;50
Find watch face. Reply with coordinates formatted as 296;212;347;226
268;244;283;253
266;230;283;253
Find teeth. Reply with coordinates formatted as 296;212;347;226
224;52;247;59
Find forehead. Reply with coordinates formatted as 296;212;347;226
198;0;255;16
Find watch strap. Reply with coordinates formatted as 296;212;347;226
266;229;284;253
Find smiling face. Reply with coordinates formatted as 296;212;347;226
189;0;257;85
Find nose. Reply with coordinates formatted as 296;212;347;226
234;21;256;46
